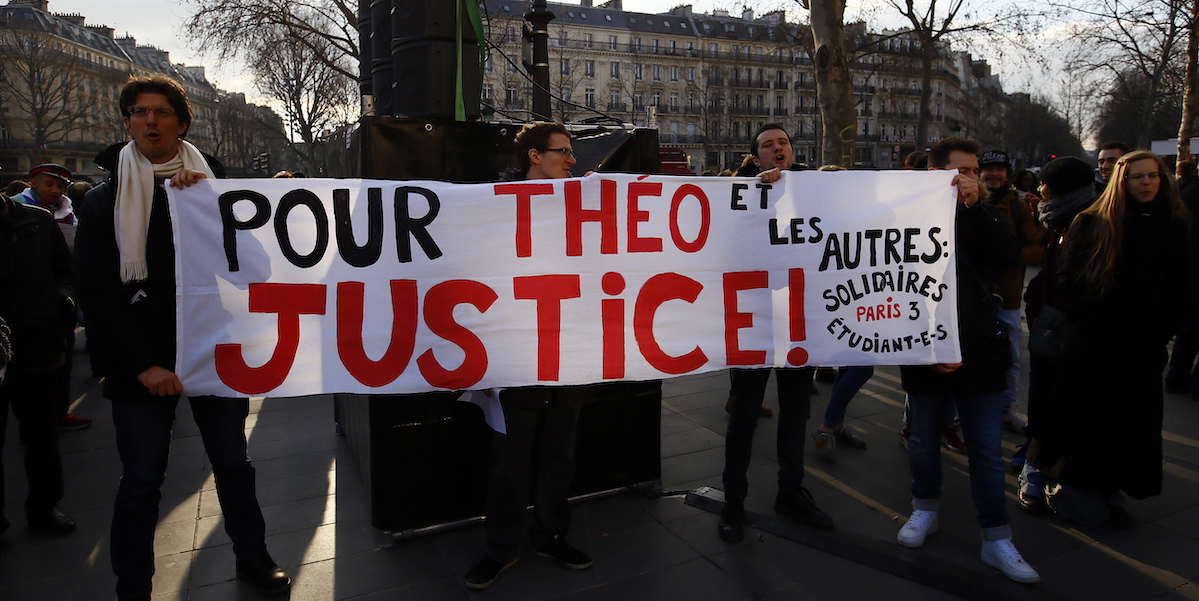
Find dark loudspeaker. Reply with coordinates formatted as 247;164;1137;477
358;0;373;95
370;58;393;116
391;40;480;120
391;0;479;47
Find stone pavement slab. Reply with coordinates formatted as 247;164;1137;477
3;328;1199;601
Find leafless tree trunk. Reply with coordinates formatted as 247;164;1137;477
1062;0;1190;149
251;27;356;175
182;0;359;80
0;29;93;164
809;0;858;166
1178;0;1199;169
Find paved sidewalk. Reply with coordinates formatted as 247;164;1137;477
2;326;1199;600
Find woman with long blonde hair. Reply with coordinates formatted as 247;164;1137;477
1029;150;1188;526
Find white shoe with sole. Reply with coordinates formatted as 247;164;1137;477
896;509;938;548
981;538;1041;584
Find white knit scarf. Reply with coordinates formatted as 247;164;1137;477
115;140;215;283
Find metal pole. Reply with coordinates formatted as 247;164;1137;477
525;0;555;121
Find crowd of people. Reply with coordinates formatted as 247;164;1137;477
0;73;1192;598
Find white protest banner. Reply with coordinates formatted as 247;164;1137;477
169;171;961;398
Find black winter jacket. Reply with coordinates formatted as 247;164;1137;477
900;201;1019;394
74;142;224;401
0;195;74;371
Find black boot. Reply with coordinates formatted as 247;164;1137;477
774;488;834;530
236;551;292;596
718;497;745;542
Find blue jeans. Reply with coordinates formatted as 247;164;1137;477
111;396;266;600
723;367;813;500
821;366;873;429
907;390;1009;532
998;309;1021;410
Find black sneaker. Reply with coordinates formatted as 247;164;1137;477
718;497;744;542
464;557;517;590
834;427;868;449
27;506;76;536
235;552;291;596
1108;504;1132;528
1017;490;1052;516
533;535;593;569
774;488;834;530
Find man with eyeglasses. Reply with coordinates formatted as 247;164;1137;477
465;122;593;590
75;75;291;601
1096;141;1130;196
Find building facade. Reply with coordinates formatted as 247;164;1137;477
481;0;1001;171
0;0;282;181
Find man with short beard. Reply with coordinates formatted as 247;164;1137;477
1095;141;1130;195
718;124;833;545
979;151;1042;433
896;138;1038;584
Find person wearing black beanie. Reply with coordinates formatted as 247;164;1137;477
1013;156;1098;516
1028;151;1188;526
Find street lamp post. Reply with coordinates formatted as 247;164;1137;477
525;0;555;121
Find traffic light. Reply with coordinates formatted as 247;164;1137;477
252;152;269;174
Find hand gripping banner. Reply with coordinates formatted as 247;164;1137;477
169;171;961;398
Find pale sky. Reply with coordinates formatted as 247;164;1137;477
43;0;1038;97
45;0;785;95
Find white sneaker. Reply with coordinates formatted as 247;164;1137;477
981;538;1041;584
1002;408;1029;434
896;509;938;548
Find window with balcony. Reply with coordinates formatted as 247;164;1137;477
560;59;570;76
670;66;679;82
635;64;644;80
687;67;695;82
585;60;595;77
611;62;620;78
653;65;662;81
670;93;679;112
609;35;618;50
585;88;595;108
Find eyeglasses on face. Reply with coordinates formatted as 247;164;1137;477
129;106;176;118
539;148;575;159
1125;172;1161;181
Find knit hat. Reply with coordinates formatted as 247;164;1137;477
1039;156;1093;196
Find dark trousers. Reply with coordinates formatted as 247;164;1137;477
110;396;266;600
0;366;65;522
723;367;814;500
483;397;582;562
